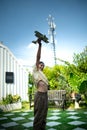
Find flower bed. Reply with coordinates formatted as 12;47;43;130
0;94;22;112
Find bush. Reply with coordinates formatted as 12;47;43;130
2;94;21;105
12;95;21;103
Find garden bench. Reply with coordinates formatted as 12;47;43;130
48;90;66;110
29;90;66;110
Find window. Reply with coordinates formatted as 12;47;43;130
5;72;14;83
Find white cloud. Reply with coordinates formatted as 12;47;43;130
17;40;75;71
27;42;35;49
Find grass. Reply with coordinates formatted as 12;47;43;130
0;101;87;130
47;108;87;130
0;107;87;130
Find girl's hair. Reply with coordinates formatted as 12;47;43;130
39;61;45;67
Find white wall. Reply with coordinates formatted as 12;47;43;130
0;42;29;101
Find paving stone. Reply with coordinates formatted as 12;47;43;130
12;110;20;113
51;112;61;116
73;127;86;130
22;122;33;127
52;110;60;112
29;117;34;120
11;117;25;121
47;115;61;120
20;113;29;116
47;121;61;127
3;113;14;116
67;109;75;111
67;112;78;115
48;128;56;130
0;117;7;120
84;112;87;114
1;122;18;127
25;110;33;112
68;115;80;119
68;121;86;125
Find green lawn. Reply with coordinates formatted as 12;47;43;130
0;108;87;130
47;108;87;130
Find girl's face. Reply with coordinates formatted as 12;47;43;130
38;63;44;71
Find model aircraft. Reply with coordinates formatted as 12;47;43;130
32;31;49;44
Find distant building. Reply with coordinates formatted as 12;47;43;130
0;42;29;101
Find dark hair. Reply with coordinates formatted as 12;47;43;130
39;61;45;67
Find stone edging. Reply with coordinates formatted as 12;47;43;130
0;102;22;112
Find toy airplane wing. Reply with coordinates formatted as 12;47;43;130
33;31;49;43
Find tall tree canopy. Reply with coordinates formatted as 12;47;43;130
73;46;87;73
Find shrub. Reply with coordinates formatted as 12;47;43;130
12;95;21;103
2;94;21;105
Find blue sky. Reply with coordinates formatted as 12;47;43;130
0;0;87;67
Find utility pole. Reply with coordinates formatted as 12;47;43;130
47;15;56;65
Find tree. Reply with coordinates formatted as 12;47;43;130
56;58;80;93
78;80;87;104
44;66;59;89
73;46;87;103
73;46;87;73
44;65;71;92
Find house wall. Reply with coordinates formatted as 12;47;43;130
0;42;29;101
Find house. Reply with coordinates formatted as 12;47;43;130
0;42;29;101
